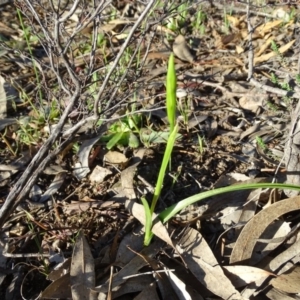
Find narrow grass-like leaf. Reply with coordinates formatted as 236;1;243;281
141;197;154;246
166;53;177;132
159;183;300;224
106;132;124;149
150;124;179;214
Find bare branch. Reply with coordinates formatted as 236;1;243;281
93;0;157;116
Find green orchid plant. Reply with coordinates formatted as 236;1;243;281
141;53;300;246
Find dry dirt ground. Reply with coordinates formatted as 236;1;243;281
0;0;300;299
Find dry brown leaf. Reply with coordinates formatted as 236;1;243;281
134;282;160;300
255;34;273;57
256;20;283;37
89;165;112;183
43;164;67;175
267;237;300;272
221;33;237;45
0;151;32;185
98;19;133;34
111;276;155;299
235;188;262;231
41;273;72;299
236;44;244;54
237;229;289;265
0;21;16;36
284;101;300;197
63;200;120;215
270;265;300;293
73;136;100;180
240;28;249;39
121;148;145;199
230;196;300;264
155;24;176;36
172;35;194;63
254;39;296;64
226;15;241;29
239;88;267;113
104;150;128;166
94;239;164;293
176;227;244;300
224;265;274;288
70;231;96;300
115;226;145;267
47;258;71;281
212;28;222;48
265;287;296;300
251;221;291;265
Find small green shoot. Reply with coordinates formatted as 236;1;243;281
170;164;182;189
72;142;80;154
96;32;106;48
256;136;267;151
165;3;189;33
270;40;288;66
197;134;205;155
256;136;280;162
223;10;231;34
270;73;292;92
177;101;187;125
193;9;206;35
271;40;281;57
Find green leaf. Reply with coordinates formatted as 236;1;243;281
150;124;179;213
106;132;124;149
128;132;139;148
158;183;300;224
140;129;182;145
166;53;177;132
141;197;153;246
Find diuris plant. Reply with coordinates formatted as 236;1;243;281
140;54;300;247
142;53;178;246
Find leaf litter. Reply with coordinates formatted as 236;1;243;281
0;0;300;299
